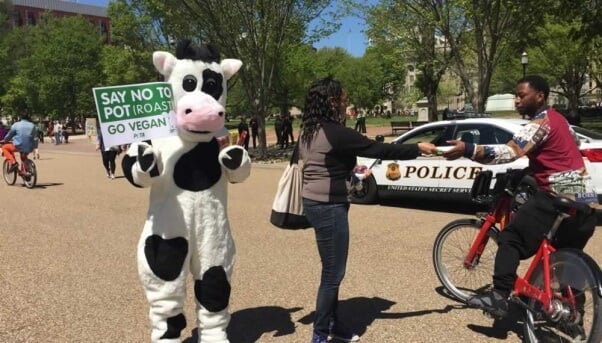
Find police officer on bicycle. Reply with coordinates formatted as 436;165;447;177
443;75;599;318
1;113;37;173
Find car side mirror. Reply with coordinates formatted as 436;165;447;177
375;135;385;143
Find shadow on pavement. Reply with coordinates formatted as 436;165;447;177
182;297;466;342
434;286;524;341
297;296;465;337
183;306;303;343
27;182;64;189
465;304;524;341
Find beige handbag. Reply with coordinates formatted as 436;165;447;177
270;143;311;229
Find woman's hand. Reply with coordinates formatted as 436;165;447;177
417;142;438;155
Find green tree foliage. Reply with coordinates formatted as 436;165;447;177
340;50;386;111
552;0;602;94
101;46;156;86
108;0;172;50
4;15;104;125
101;1;162;86
365;0;546;115
527;19;594;124
366;0;453;121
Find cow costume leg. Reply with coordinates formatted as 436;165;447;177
137;218;190;342
191;220;235;341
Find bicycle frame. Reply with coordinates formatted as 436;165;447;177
463;193;513;269
514;209;583;319
513;238;558;315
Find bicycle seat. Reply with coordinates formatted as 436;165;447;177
552;196;593;216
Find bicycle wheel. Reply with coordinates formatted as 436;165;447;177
22;160;37;189
523;249;602;343
433;218;498;302
2;159;17;185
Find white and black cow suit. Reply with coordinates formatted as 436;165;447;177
122;40;251;343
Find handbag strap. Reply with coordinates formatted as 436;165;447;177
290;131;302;166
290;142;300;166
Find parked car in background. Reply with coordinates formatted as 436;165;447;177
351;118;602;204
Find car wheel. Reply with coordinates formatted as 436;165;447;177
349;174;378;204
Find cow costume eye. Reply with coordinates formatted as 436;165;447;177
202;78;217;95
202;70;224;100
183;75;197;92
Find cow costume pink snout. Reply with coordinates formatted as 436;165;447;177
176;92;225;133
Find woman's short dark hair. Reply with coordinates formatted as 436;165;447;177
301;76;344;144
518;75;550;100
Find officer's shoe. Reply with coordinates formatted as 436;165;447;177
466;289;509;318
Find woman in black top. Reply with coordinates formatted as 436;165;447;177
299;76;437;343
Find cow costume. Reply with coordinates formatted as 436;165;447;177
122;40;250;343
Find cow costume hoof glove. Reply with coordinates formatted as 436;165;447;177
219;146;245;170
137;143;157;172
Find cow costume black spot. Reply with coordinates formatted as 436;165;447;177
121;40;250;343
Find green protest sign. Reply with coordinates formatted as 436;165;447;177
93;82;176;147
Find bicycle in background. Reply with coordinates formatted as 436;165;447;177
433;169;602;342
1;141;37;189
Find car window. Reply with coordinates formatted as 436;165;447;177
397;126;449;145
572;126;602;140
454;124;514;145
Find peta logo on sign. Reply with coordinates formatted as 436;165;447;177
93;82;177;147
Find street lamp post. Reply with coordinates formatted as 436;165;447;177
521;52;529;78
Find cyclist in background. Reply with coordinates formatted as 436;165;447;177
443;75;599;318
1;113;37;173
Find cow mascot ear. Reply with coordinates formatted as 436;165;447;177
221;59;242;80
153;51;177;78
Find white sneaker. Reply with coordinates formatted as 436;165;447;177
110;174;115;179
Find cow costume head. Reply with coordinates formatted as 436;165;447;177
152;40;242;142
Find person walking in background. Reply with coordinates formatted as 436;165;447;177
249;114;258;149
62;126;69;144
298;76;438;343
32;129;40;160
285;112;295;145
95;129;120;179
280;114;291;149
274;115;283;148
0;124;8;141
54;121;62;145
47;122;54;144
354;110;366;134
237;116;250;150
36;121;45;144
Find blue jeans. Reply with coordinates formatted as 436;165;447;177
303;198;350;337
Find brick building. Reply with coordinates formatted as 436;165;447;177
10;0;110;42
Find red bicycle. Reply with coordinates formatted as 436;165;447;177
1;141;37;189
433;169;602;342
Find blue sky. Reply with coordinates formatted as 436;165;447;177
78;0;369;57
